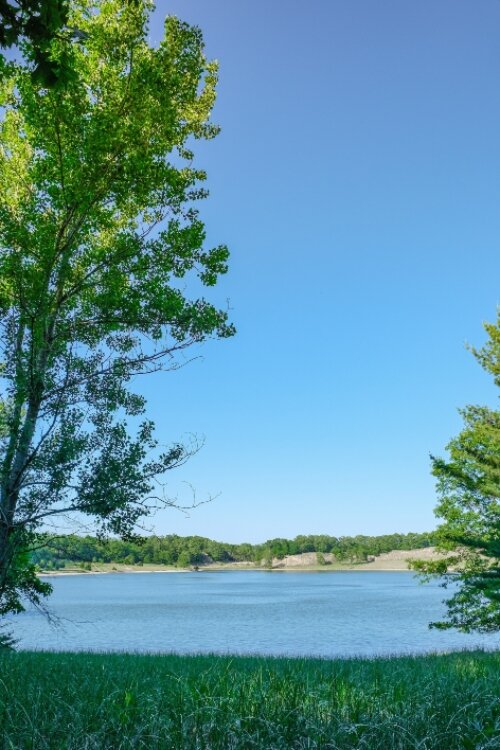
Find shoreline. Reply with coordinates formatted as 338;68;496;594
38;547;450;577
38;564;416;577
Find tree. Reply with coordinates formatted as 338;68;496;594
0;1;74;86
411;313;499;632
316;551;326;566
0;0;234;617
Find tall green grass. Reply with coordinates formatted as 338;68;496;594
0;650;499;749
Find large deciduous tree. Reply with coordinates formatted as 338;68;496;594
0;0;234;617
411;313;499;632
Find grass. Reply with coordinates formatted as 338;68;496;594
0;650;499;749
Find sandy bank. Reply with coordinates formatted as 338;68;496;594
38;564;187;577
38;547;450;576
268;547;451;572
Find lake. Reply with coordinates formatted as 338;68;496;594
11;571;500;657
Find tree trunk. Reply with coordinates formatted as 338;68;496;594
0;389;43;609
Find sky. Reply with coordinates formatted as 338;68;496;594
132;0;499;543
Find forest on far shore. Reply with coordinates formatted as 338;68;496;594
32;531;437;570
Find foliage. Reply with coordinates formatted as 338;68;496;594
0;0;74;86
32;530;438;569
0;650;499;749
411;313;500;632
0;531;52;614
0;0;233;616
0;622;16;649
316;551;327;565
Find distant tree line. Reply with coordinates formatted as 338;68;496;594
32;532;437;570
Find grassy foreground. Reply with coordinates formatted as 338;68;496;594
0;650;499;749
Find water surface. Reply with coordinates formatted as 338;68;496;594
12;571;500;657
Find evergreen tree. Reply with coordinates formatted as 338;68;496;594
411;313;499;632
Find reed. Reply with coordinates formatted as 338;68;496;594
0;649;498;749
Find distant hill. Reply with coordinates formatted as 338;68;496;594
266;547;450;571
32;531;437;571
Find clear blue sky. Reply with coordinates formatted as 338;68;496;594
137;0;499;543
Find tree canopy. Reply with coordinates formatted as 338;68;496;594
0;0;233;616
0;1;73;85
411;313;500;633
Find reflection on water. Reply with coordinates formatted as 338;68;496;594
12;571;500;657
